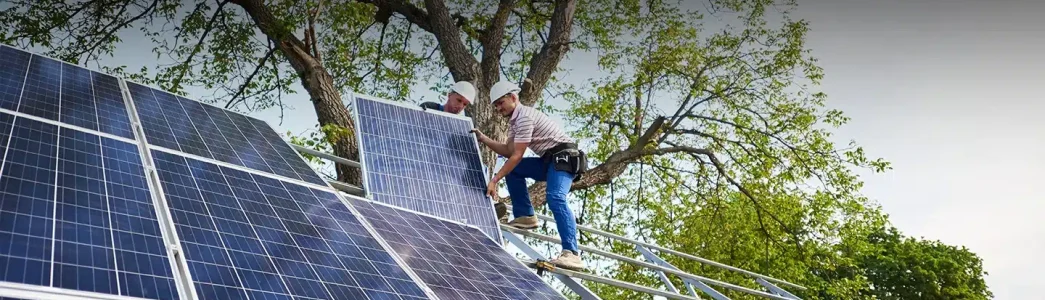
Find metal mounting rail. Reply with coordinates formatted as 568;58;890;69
504;204;806;291
291;144;361;168
637;245;728;299
515;258;704;300
501;225;794;300
501;230;601;300
326;180;366;197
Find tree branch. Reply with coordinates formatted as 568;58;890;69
308;0;325;62
479;0;515;89
171;0;230;91
356;0;433;33
518;0;576;105
423;0;480;81
224;45;277;109
74;0;158;64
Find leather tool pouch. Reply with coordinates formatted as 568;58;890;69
543;143;589;182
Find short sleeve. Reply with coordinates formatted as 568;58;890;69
512;113;534;144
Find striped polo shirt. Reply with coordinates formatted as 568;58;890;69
508;104;573;156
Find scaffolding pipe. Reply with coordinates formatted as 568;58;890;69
504;204;805;291
291;144;361;168
326;180;366;197
516;259;704;300
501;225;793;300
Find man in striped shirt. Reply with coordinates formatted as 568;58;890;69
471;80;584;271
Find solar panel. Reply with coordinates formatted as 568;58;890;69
0;113;179;299
0;46;135;140
150;150;431;300
353;95;501;243
126;81;327;186
347;197;566;300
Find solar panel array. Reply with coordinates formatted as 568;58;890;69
353;97;501;243
150;151;430;300
0;47;181;300
348;197;566;300
0;44;567;300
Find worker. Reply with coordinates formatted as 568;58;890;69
471;80;588;271
419;81;476;114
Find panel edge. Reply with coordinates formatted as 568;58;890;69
118;78;199;300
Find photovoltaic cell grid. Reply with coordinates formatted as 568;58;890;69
348;197;565;300
126;81;327;187
354;97;500;242
151;150;431;300
0;45;135;140
0;113;179;299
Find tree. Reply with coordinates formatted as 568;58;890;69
854;226;992;299
0;0;992;299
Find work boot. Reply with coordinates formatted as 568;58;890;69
550;250;584;271
507;216;538;230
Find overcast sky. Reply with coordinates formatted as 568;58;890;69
793;0;1043;298
49;0;1040;298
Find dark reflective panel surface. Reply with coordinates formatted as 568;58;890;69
0;114;178;299
152;150;429;300
350;198;565;300
356;98;499;242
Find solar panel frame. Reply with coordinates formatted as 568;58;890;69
350;92;503;245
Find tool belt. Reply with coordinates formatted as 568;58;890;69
540;142;589;182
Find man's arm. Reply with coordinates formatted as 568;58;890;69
473;130;514;157
492;142;528;182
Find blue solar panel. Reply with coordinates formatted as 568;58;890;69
127;81;327;186
0;46;32;111
150;150;430;300
348;197;565;300
56;62;97;130
89;73;136;140
0;113;179;299
0;45;135;140
353;96;500;243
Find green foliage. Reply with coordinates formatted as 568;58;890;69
855;227;992;300
288;123;353;163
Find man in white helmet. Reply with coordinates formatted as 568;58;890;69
471;80;588;271
419;81;476;114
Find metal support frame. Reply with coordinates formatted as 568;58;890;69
637;246;728;300
326;179;366;197
501;230;601;300
755;278;801;300
504;204;806;292
291;144;361;168
501;225;794;300
517;258;704;300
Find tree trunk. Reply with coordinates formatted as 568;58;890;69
231;0;362;186
303;65;363;186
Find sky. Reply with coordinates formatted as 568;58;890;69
793;0;1044;298
19;0;1040;298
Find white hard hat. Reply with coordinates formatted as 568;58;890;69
489;80;521;103
450;81;476;103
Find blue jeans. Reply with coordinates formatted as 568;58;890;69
506;157;579;254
